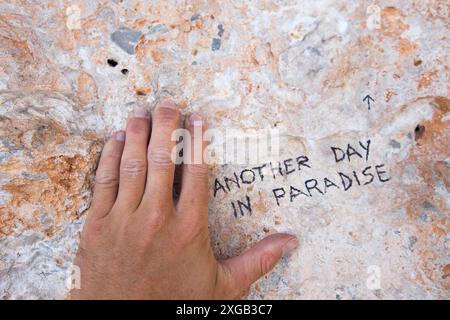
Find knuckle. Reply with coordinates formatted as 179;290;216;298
154;107;179;125
80;219;103;247
102;143;122;159
142;210;167;236
127;118;149;134
186;163;209;178
120;220;149;249
120;158;147;177
148;147;173;167
95;170;119;187
179;220;206;243
259;251;276;276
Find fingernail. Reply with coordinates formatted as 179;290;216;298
160;100;177;110
189;113;202;126
115;131;125;141
134;107;148;118
282;238;299;255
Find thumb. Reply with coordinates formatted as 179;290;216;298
218;233;299;298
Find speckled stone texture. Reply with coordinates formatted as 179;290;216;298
0;0;448;299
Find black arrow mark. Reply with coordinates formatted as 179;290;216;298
363;94;375;110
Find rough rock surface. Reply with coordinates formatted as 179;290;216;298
0;0;448;299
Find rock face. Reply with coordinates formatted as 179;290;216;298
0;0;448;299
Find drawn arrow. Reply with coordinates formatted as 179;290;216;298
363;94;375;110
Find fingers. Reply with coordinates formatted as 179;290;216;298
90;131;125;219
177;113;209;219
115;108;151;212
142;101;180;210
219;234;298;298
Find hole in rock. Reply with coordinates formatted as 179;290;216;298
107;59;118;67
414;124;425;141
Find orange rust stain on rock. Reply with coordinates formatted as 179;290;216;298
273;215;282;225
417;69;439;90
432;96;450;112
0;117;102;236
135;87;151;96
56;32;76;51
191;19;204;30
359;35;373;47
252;191;268;214
395;38;417;55
385;89;396;102
132;18;155;28
0;35;34;68
150;50;163;62
135;37;167;61
443;265;450;279
399;97;449;291
1;151;100;237
196;37;210;49
77;72;98;106
431;224;446;237
0;15;73;92
433;160;450;189
214;110;228;122
381;7;409;37
323;50;359;89
180;21;192;33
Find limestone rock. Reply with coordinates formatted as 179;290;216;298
0;0;448;299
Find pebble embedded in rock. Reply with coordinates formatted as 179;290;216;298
110;27;142;55
191;13;201;21
211;38;221;51
217;24;224;37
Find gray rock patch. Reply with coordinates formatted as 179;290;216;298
111;27;142;54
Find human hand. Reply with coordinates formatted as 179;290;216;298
70;101;298;299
